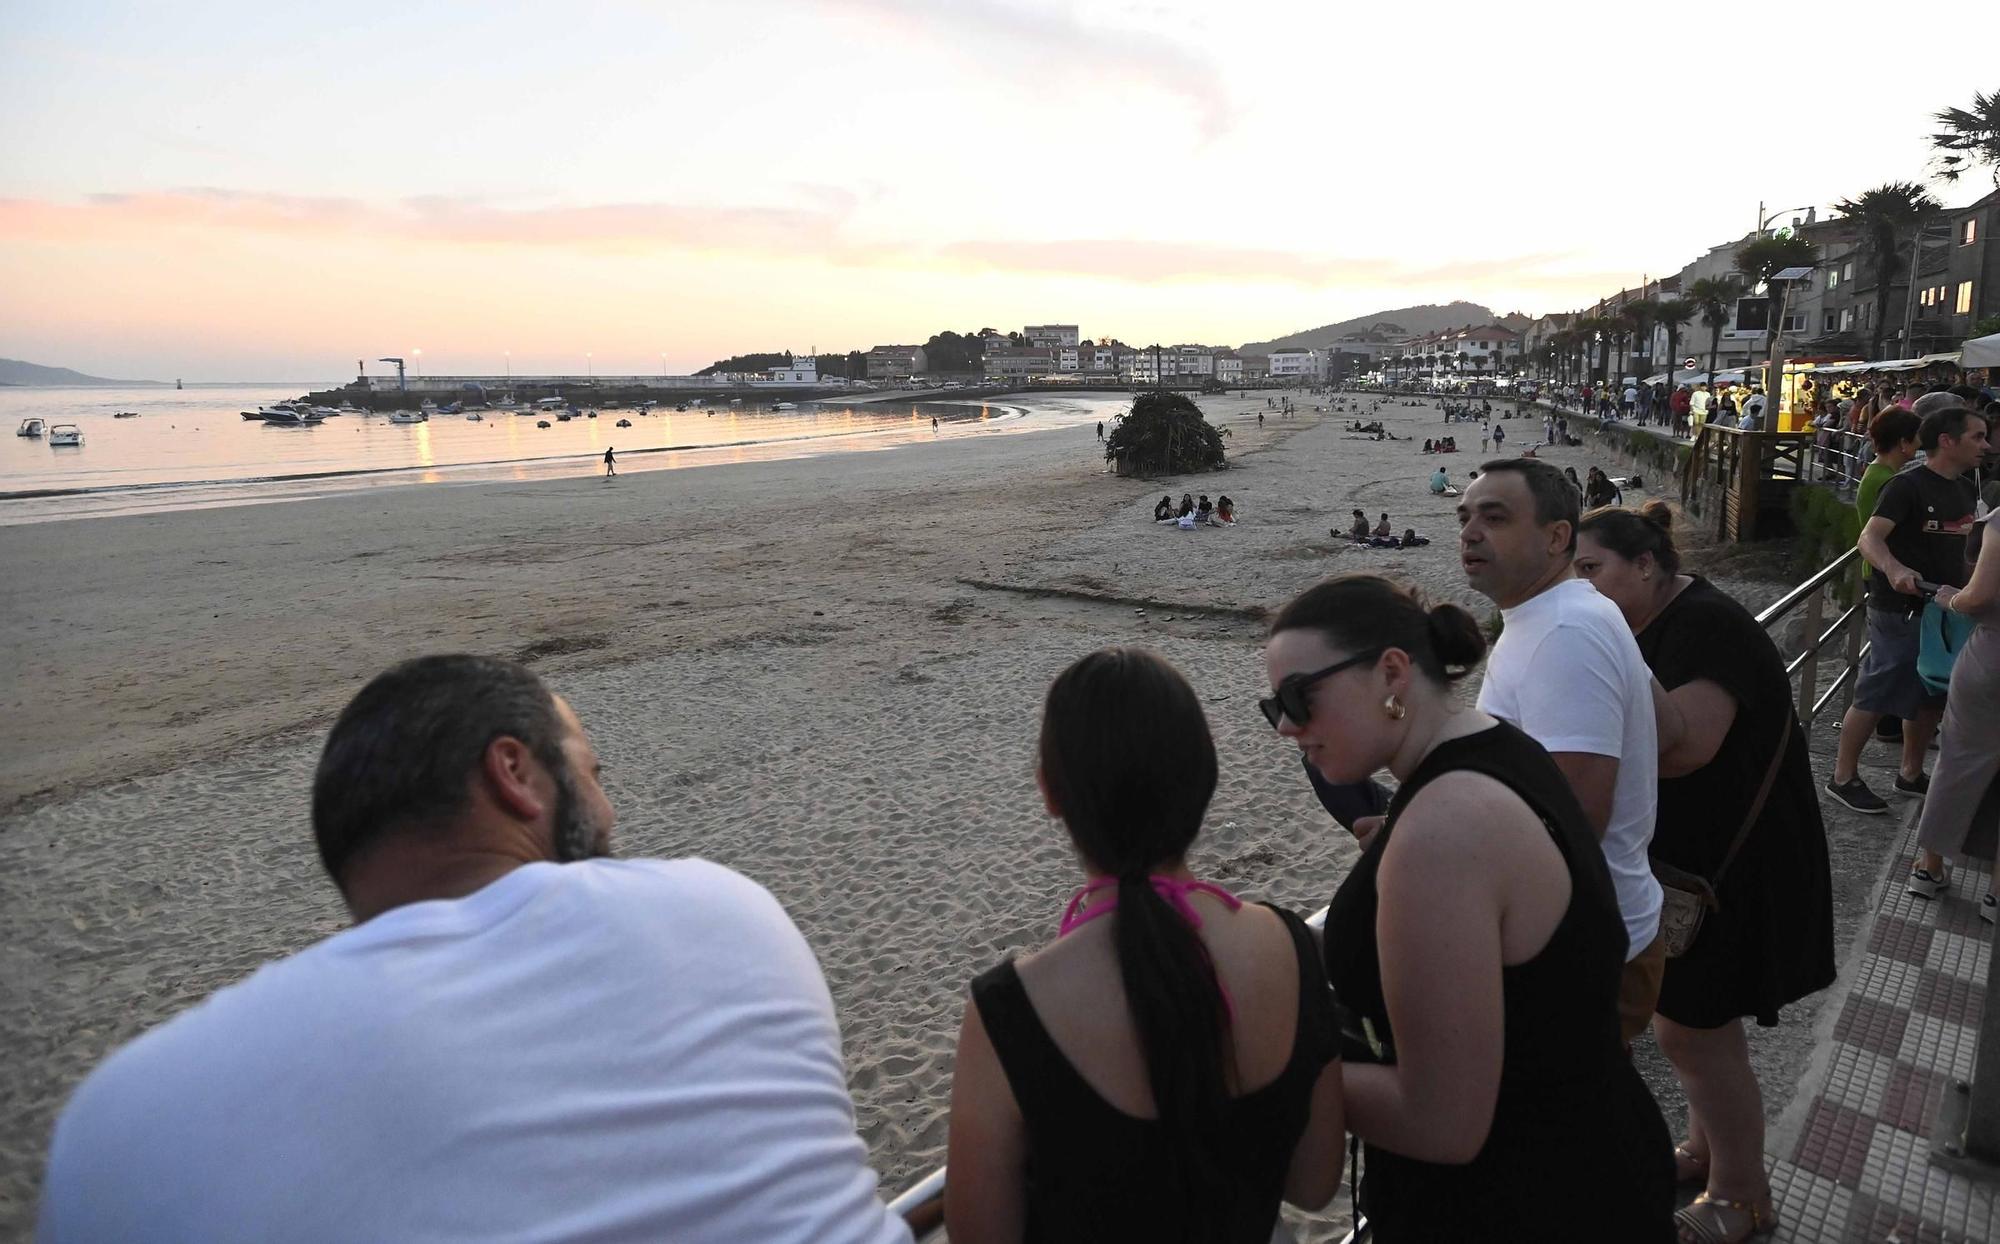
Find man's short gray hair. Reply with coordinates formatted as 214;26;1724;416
1912;391;1968;420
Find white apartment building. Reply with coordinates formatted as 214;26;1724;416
765;354;818;383
1024;324;1081;349
984;347;1055;379
1267;347;1317;379
1215;353;1243;383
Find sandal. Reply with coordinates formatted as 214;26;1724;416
1675;1193;1776;1244
1673;1144;1709;1185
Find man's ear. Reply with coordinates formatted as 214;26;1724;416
480;736;549;822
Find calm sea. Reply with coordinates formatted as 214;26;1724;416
0;385;1121;525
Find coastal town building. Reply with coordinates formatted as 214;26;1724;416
1266;347;1316;379
1023;324;1081;349
1214;352;1243;384
865;345;927;380
983;346;1055;380
765;354;818;384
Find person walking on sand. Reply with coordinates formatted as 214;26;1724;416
603;446;616;478
1097;421;1104;442
932;416;939;433
38;656;911;1244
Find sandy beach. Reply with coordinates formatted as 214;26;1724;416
0;392;1810;1239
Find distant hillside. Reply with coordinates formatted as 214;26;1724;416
1240;302;1534;355
0;357;161;386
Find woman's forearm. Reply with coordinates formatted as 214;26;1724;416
1341;1062;1485;1165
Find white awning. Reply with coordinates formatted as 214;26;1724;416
1963;333;2000;369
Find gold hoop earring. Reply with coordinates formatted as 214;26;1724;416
1384;694;1406;721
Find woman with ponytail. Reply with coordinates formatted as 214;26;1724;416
1266;574;1672;1241
946;648;1346;1243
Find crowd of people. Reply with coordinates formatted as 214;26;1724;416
73;431;1994;1242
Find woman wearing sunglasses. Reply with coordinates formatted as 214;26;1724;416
945;648;1347;1243
1264;575;1672;1241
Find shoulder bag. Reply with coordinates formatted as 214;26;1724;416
1650;711;1790;958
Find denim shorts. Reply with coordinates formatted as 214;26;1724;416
1853;606;1942;719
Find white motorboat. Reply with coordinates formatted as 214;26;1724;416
256;402;325;425
771;402;798;411
419;398;440;414
387;409;428;424
493;396;518;410
337;401;361;414
312;406;341;418
465;411;484;421
533;396;566;410
16;418;45;437
48;423;83;446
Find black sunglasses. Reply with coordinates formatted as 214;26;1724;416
1259;649;1384;729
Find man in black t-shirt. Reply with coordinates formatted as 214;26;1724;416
1826;403;1989;814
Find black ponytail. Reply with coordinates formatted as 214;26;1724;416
1040;649;1234;1235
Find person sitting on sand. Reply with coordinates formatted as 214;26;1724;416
1400;528;1430;548
1430;467;1457;496
1216;495;1236;524
1349;509;1372;541
38;656;909;1244
1424;439;1435;454
1155;495;1175;522
1197;495;1214;522
1374;513;1393;538
945;648;1346;1242
1179;493;1196;519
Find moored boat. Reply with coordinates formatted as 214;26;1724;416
48;423;83;446
387;409;427;424
16;418;45;437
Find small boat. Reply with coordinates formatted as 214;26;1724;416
536;420;551;428
16;418;45;437
615;418;632;428
387;409;427;425
586;411;597;419
48;423;83;446
556;413;573;422
113;411;140;419
465;412;484;422
439;402;462;415
312;406;341;418
337;401;360;414
534;396;566;410
256;403;325;425
772;402;797;411
493;396;518;410
675;403;688;412
420;399;439;414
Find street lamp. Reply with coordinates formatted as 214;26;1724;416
1758;203;1811;237
412;348;423;379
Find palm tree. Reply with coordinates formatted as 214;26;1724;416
1928;90;2000;188
1834;181;1943;355
1735;234;1822;377
1653;297;1697;394
1571;315;1610;386
1624;299;1660;376
1687;277;1735;384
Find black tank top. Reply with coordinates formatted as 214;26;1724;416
1321;721;1673;1241
970;904;1335;1243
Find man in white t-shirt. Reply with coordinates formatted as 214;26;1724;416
1459;460;1665;1043
39;655;911;1244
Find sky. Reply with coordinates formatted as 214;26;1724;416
1;0;1995;381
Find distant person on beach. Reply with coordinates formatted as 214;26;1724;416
933;416;939;432
1373;513;1392;538
1349;509;1371;540
39;656;909;1244
945;648;1346;1241
1155;494;1176;522
1179;493;1196;519
1265;576;1673;1241
1216;495;1236;524
1097;421;1105;441
604;446;617;477
1429;467;1455;496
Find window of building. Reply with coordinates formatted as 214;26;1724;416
1823;312;1840;333
1842;261;1854;280
1781;313;1806;332
1828;269;1840;289
1958;281;1975;315
1922;288;1934;307
1964;219;1979;246
1841;308;1855;331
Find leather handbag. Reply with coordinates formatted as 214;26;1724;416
1650;713;1790;958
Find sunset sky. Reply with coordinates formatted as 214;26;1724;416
3;1;1994;381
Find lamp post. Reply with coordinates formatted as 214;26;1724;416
412;348;423;380
1758;203;1811;237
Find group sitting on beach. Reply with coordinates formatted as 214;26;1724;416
46;456;1885;1244
1422;437;1459;454
1154;492;1235;528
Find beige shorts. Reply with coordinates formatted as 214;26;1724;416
1618;931;1667;1045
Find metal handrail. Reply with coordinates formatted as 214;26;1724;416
885;907;1367;1243
1754;546;1861;629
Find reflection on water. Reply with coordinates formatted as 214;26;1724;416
0;385;1131;525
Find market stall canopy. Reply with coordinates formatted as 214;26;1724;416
1965;333;2000;369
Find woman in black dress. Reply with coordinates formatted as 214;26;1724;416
1265;575;1672;1241
1577;502;1835;1244
945;648;1346;1243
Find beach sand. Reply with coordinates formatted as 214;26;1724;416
0;393;1789;1239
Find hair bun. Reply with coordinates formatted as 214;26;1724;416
1638;499;1674;532
1425;603;1488;677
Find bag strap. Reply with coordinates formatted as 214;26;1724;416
1712;711;1791;888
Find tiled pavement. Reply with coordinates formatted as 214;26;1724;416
1767;807;1996;1243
